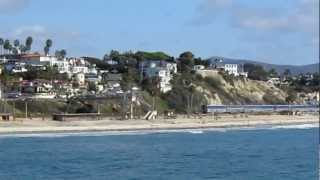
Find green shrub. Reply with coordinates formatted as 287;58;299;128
263;92;285;104
195;74;203;81
204;77;222;88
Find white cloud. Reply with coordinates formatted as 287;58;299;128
14;25;47;36
0;0;29;14
11;25;81;41
190;0;318;34
234;0;318;34
188;0;318;64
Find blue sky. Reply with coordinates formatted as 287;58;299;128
0;0;318;65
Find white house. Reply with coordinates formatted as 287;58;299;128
193;65;205;71
70;66;88;74
5;60;28;73
12;63;28;73
224;64;248;77
51;59;70;74
68;57;89;74
144;61;177;93
267;77;281;86
21;54;58;65
87;64;98;75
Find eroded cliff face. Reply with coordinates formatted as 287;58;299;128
195;74;288;105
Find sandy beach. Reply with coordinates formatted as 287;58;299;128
0;114;318;134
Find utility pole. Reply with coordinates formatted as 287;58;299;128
140;62;144;84
12;101;15;121
130;98;133;119
97;103;100;114
4;98;7;113
25;100;28;120
122;92;127;120
152;95;155;111
130;88;135;119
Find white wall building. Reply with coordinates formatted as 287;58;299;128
193;65;205;71
67;57;89;74
267;77;281;86
70;66;88;74
144;61;177;93
224;64;248;77
39;56;58;64
50;59;70;74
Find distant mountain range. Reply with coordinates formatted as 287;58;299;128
208;56;319;75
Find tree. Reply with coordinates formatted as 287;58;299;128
60;49;67;58
244;63;268;81
285;90;297;104
178;51;195;72
55;49;67;59
14;39;20;47
110;50;120;61
25;36;33;52
268;68;278;78
103;53;110;61
134;51;170;61
0;38;4;55
134;51;145;62
3;39;11;54
283;69;291;77
44;46;50;55
19;44;27;53
213;58;222;68
44;39;53;55
179;51;194;60
13;39;20;54
12;48;18;55
55;50;60;57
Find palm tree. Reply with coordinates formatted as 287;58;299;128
44;39;53;55
3;39;11;54
13;39;20;54
55;49;67;59
283;69;291;78
12;48;18;55
0;38;4;55
44;46;50;56
8;44;13;54
214;58;221;69
14;39;20;47
25;36;33;52
19;44;27;53
60;49;66;58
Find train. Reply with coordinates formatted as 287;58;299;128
202;104;319;113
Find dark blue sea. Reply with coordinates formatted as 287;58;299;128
0;126;318;180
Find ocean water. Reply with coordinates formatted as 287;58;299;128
0;127;318;180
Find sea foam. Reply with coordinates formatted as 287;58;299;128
0;123;317;138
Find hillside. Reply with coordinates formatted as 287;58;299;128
162;71;308;113
208;56;319;75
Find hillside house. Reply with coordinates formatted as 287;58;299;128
141;60;177;93
223;64;248;77
68;57;89;74
193;65;205;71
5;60;28;73
267;77;281;86
20;80;56;99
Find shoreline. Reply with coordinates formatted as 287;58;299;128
0;122;317;136
0;114;318;135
